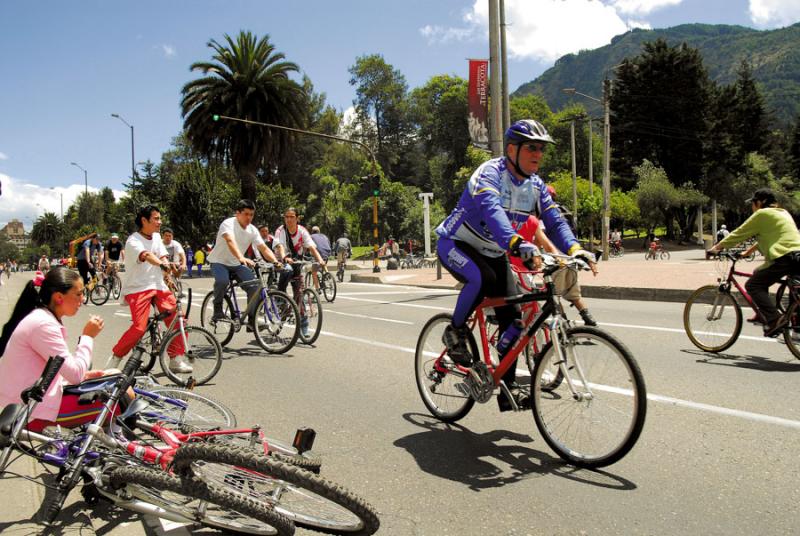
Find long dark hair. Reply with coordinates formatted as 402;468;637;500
0;267;81;357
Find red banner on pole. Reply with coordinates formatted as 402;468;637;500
468;59;489;148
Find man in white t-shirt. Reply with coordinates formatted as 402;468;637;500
162;228;187;273
208;199;281;323
107;205;191;373
273;207;326;337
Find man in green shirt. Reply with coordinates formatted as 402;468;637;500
709;188;800;337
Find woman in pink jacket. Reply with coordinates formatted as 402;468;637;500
0;267;105;431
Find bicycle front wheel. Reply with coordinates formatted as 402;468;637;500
201;292;236;346
159;326;223;386
253;290;300;354
137;387;237;431
108;465;294;536
91;283;110;305
298;288;323;345
111;275;122;299
532;326;647;468
683;285;742;352
320;272;337;302
173;444;379;535
414;313;476;422
660;251;670;260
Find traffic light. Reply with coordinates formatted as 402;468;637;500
372;176;380;197
212;114;220;121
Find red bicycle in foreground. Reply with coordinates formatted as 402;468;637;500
415;254;647;468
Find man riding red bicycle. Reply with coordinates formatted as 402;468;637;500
708;188;800;337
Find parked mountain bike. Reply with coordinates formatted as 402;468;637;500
126;274;222;386
0;356;293;534
200;265;300;354
684;251;800;358
415;254;647;468
83;273;110;305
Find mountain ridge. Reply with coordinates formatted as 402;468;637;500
513;22;800;123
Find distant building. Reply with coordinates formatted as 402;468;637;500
1;219;31;250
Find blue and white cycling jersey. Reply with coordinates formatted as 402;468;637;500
435;157;579;257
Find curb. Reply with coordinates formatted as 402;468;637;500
351;273;704;303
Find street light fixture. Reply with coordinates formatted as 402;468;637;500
70;162;88;196
111;113;136;189
562;85;612;261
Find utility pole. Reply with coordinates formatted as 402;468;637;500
587;117;594;247
570;118;578;229
602;78;612;261
419;192;434;257
499;0;510;132
488;0;503;156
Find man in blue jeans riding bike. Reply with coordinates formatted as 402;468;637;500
435;119;596;410
208;199;282;326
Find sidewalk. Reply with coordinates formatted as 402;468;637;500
347;247;760;303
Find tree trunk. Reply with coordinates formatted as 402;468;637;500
239;164;258;202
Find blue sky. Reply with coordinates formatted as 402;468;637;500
1;0;798;228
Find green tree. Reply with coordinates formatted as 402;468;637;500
181;31;307;200
731;60;770;157
0;233;19;263
30;212;64;255
611;39;712;190
790;114;800;184
348;54;411;177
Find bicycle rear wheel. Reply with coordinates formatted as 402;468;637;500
201;292;236;346
211;433;323;474
298;288;323;345
782;300;800;360
683;285;742;352
91;283;110;305
136;386;237;431
253;290;300;354
414;313;476;422
172;444;379;535
108;465;294;535
321;272;337;302
532;326;647;468
776;279;792;314
159;326;223;386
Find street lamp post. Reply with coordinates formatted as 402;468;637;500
70;162;88;196
111;113;136;189
562;86;611;261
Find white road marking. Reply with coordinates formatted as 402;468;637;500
599;321;775;344
338;290;457;296
327;310;413;325
321;329;800;429
336;295;450;311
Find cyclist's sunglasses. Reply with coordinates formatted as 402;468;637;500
522;142;546;153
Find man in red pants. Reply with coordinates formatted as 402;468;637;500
106;205;188;373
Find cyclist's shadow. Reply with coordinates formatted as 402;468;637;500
394;413;636;492
683;348;800;372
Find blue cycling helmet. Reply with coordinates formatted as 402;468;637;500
504;119;555;150
504;119;555;177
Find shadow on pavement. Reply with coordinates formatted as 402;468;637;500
394;413;637;492
683;348;800;372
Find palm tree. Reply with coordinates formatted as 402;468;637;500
181;31;307;201
31;212;64;254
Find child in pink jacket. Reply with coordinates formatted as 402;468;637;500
0;268;105;429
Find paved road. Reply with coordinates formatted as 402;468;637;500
0;274;799;535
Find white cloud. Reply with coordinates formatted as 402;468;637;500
0;173;124;228
749;0;800;28
160;44;176;58
419;24;478;44
608;0;684;16
0;152;7;160
626;19;653;29
470;0;630;63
